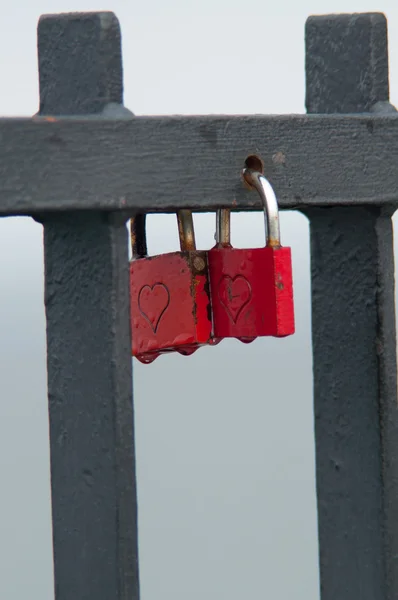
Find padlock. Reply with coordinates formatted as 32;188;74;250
130;210;213;363
208;169;295;342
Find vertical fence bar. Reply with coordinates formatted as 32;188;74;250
37;13;139;600
305;13;398;600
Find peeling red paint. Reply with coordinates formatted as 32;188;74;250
130;250;212;361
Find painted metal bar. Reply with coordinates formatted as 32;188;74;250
37;12;140;600
0;113;398;215
305;13;398;600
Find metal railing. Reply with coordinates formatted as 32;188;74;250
1;10;397;600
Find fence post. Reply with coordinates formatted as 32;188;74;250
37;13;140;599
305;14;398;599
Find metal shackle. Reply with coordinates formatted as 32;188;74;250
130;214;148;259
215;208;232;247
177;209;196;252
242;169;281;247
215;170;281;248
130;210;196;259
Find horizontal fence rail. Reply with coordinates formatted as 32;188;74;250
1;114;398;214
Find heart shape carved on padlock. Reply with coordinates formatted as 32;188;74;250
138;283;170;333
217;275;252;324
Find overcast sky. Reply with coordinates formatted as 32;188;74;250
1;1;398;599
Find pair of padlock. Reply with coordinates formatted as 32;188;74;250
129;169;295;363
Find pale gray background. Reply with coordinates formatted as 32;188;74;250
1;0;397;598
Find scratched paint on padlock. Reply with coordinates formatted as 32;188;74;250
138;283;170;333
208;246;294;338
217;275;252;323
130;251;212;357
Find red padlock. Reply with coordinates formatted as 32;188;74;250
130;210;212;363
208;169;295;342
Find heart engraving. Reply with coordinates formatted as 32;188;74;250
138;283;170;333
217;275;252;323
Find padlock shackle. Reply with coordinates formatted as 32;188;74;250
216;208;231;247
243;169;281;247
130;214;148;259
177;209;196;251
131;210;196;258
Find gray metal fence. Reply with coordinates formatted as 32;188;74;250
1;9;397;600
